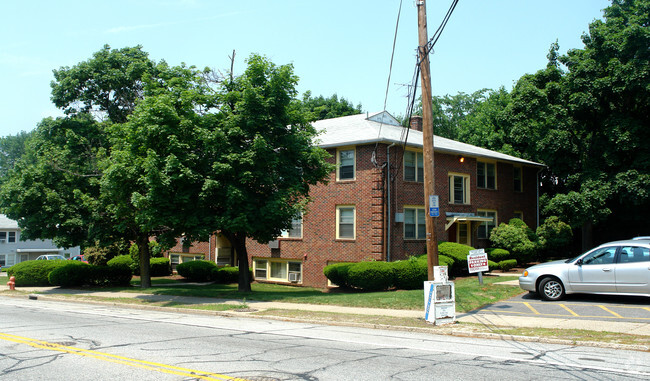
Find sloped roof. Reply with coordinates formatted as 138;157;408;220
313;111;543;167
0;214;20;229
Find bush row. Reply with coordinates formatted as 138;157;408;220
106;255;171;277
324;242;520;291
7;260;132;287
175;260;252;283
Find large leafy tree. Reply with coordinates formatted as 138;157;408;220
300;92;362;121
506;0;650;248
0;131;33;181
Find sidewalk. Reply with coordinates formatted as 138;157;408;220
2;282;649;342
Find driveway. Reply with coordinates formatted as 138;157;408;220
475;291;650;324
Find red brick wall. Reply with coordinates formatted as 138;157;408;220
248;143;540;287
166;142;540;288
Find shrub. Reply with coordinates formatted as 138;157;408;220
48;262;91;287
438;242;475;275
150;257;172;277
107;255;138;274
212;266;253;284
87;265;132;286
83;246;112;266
487;248;511;262
438;254;455;270
536;216;573;260
323;262;354;288
498;259;518;272
347;261;394;291
176;260;217;282
8;260;70;286
487;260;498;271
392;257;427;290
490;220;537;264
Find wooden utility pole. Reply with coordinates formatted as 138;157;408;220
417;0;439;280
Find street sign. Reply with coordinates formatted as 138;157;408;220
467;249;489;273
428;195;439;217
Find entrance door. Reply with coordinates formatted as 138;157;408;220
457;222;470;246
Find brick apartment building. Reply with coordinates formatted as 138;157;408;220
166;112;543;287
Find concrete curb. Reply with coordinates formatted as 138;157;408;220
4;291;647;352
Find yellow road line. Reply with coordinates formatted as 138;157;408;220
558;304;580;317
598;305;623;318
0;332;246;381
480;310;650;320
522;302;540;315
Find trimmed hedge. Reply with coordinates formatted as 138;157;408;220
438;242;475;275
176;260;217;282
346;261;394;291
323;262;354;288
497;259;518;272
48;262;91;287
487;248;512;262
7;260;70;286
106;255;171;277
392;258;427;290
211;266;253;284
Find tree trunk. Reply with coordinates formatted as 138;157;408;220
225;231;251;293
137;234;152;288
581;221;593;252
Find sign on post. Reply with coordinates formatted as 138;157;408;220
428;195;439;217
467;249;489;285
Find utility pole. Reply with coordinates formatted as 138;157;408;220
417;0;439;280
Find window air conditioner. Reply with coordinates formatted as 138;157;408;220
288;272;300;283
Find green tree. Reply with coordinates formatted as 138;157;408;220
301;92;362;121
506;0;650;248
0;131;33;181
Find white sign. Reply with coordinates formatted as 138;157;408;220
428;195;439;217
467;249;489;273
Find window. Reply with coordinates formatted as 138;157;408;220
280;214;303;238
404;151;424;182
404;207;426;239
581;247;617;265
619;246;649;263
7;232;15;243
477;161;496;189
337;148;355;180
336;205;355;239
254;259;268;279
254;259;302;283
513;211;523;221
477;210;497;239
170;253;204;269
513;166;523;192
0;232;5;243
448;173;470;204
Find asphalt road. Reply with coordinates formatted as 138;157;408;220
475;292;650;324
1;296;649;380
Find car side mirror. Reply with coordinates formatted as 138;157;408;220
576;258;583;266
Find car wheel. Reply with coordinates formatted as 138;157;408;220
538;277;565;301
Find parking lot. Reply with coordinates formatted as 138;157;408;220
477;292;650;324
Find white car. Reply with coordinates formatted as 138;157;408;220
35;255;67;261
519;239;650;301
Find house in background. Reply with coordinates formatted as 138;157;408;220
166;112;544;287
0;214;80;270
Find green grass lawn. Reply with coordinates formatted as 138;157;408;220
113;275;522;313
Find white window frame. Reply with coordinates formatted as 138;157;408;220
280;213;303;239
448;173;470;205
336;147;356;181
253;259;302;283
477;209;497;239
403;206;426;240
7;232;16;243
403;150;424;182
336;205;356;240
477;161;497;190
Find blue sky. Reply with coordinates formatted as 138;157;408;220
0;0;611;137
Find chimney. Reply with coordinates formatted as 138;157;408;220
409;115;423;132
